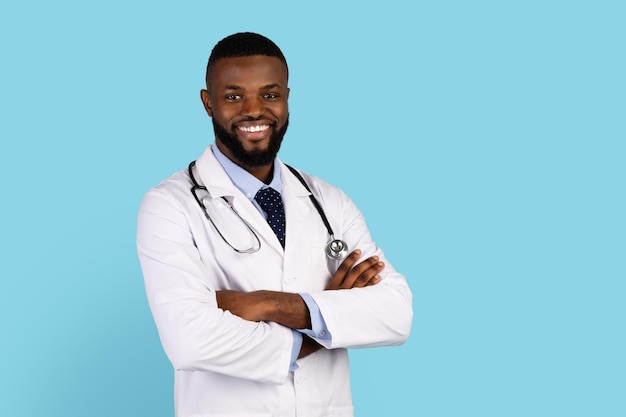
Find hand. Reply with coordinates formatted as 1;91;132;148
298;335;323;359
325;249;384;290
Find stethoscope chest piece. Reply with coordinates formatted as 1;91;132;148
326;238;348;260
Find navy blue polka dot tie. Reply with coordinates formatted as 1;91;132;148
254;187;286;248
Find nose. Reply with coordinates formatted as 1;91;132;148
240;96;264;118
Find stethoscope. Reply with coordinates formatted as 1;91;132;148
189;161;349;260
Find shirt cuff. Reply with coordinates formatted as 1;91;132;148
298;293;331;341
290;330;303;372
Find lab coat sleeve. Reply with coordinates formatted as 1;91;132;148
137;186;293;384
307;184;414;350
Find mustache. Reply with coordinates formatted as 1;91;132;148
231;115;276;126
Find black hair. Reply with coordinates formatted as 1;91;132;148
205;32;288;88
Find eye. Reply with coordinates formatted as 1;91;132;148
225;94;242;101
263;93;279;100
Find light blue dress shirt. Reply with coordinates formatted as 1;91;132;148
211;145;330;371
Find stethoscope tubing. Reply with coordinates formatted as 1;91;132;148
285;165;348;260
189;160;348;259
189;161;261;253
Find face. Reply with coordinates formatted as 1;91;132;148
201;55;290;169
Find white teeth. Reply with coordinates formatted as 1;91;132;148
239;125;269;133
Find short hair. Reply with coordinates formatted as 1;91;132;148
205;32;288;88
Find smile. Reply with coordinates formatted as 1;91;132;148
238;125;270;133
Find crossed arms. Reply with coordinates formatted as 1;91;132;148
216;249;384;358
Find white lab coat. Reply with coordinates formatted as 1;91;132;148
137;147;413;417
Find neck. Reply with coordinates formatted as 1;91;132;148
248;165;273;184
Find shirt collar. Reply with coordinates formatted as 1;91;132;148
211;144;283;201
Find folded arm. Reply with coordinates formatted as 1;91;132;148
216;249;384;358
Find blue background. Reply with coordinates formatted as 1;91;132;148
1;1;624;416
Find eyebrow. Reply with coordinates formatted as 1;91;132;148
223;83;283;91
261;83;282;90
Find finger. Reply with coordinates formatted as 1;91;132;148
346;262;384;289
350;261;384;288
326;249;361;290
340;257;385;289
363;274;381;287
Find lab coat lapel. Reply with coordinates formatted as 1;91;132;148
195;146;238;198
195;147;286;255
281;163;314;261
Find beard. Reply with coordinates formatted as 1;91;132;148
212;116;289;168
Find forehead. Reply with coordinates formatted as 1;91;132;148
210;55;288;90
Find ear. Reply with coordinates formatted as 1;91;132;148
200;89;213;117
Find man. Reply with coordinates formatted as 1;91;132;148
137;32;413;417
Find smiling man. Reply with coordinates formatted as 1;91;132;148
137;32;413;417
201;52;290;181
